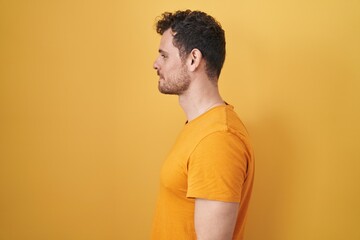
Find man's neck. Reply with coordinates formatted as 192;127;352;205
178;80;225;122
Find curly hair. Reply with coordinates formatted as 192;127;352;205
155;10;226;80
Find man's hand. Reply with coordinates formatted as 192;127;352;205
194;198;239;240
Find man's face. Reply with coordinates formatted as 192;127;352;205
153;29;191;95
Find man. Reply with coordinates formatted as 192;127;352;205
151;10;254;240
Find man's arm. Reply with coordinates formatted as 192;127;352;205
194;198;239;240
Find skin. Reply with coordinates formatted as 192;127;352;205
153;29;239;240
195;199;239;240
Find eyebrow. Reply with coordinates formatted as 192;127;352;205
158;49;168;55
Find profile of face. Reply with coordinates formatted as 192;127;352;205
153;29;191;95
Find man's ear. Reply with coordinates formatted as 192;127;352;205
187;49;202;72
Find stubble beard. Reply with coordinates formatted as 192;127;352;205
158;66;191;95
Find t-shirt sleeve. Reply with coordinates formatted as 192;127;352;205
186;131;249;202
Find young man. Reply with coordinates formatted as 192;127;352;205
151;10;255;240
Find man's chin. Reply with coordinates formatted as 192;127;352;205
158;88;177;95
158;84;178;95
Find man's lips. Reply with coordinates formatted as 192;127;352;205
157;72;164;80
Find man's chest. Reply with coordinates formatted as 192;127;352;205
160;140;191;195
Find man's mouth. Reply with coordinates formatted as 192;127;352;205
157;72;164;80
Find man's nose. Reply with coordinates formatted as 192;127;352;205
153;58;159;70
154;56;162;70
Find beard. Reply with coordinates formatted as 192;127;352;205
158;65;191;95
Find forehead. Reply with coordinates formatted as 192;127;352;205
159;29;178;53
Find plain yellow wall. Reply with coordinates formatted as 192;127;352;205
0;1;359;239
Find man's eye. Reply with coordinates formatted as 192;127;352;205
161;54;167;59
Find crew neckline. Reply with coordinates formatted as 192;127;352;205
184;102;232;125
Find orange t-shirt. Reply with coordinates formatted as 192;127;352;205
151;104;255;240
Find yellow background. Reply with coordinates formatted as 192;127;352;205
1;0;359;239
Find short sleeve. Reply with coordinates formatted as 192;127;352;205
186;131;249;202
